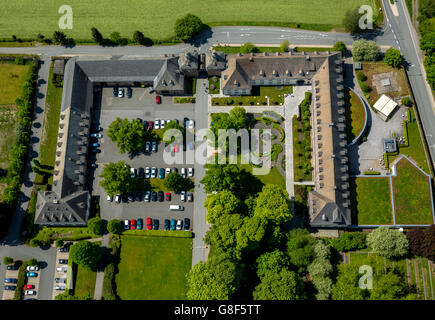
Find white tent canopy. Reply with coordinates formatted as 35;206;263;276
373;94;398;119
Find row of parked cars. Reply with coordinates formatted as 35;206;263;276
124;217;190;231
4;265;41;293
109;190;193;204
131;167;194;179
113;87;132;99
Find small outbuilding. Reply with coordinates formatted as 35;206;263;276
373;94;398;121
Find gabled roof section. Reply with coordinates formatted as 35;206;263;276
153;57;184;91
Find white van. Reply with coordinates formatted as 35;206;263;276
170;205;184;211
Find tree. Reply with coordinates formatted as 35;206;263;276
370;271;409;300
240;42;258;53
164;172;194;193
174;14;203;41
162;121;185;144
256;250;289;279
69;241;102;271
385;47;404;68
421;225;435;261
133;30;145;44
204;214;244;260
402;97;412;106
53;31;67;45
204;190;241;224
87;217;105;236
55;239;64;248
235;216;268;253
343;7;363;34
91;27;103;44
27;258;37;266
331;264;366;300
333;41;347;55
254;185;292;224
107;118;145;153
110;32;122;45
253;269;306;300
99;161;136;197
201;164;244;194
420;31;435;55
3;257;13;265
229;107;248;130
286;228;316;271
186;254;242;300
408;225;435;261
107;219;123;235
352;39;380;61
366;227;409;259
280;40;290;52
330;232;367;252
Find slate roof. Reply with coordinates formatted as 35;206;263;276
153;57;184;92
179;51;199;73
206;51;227;72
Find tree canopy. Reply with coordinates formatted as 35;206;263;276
99;161;136;196
280;40;290;53
87;217;105;236
330;231;366;252
107;219;123;235
240;42;259;53
343;7;363;34
385;47;404;68
204;190;241;224
162;121;185;144
253;269;306;300
108;118;145;153
164;172;194;193
69;241;102;271
253;185;292;224
366;227;409;259
256;250;289;279
351;39;380;61
285;228;316;271
406;225;435;261
174;14;203;41
331;264;366;300
333;41;347;55
200;164;245;194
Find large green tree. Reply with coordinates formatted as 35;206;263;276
366;227;409;259
235;215;268;253
69;241;102;271
253;269;306;300
204;190;241;224
240;42;259;53
99;161;136;196
342;7;363;34
331;264;366;300
285;228;315;272
107;219;123;235
385;47;404;68
253;185;292;224
256;250;289;279
164;172;194;193
201;164;245;194
108;118;145;153
174;14;203;40
370;271;409;300
351;39;380;61
333;41;347;55
87;217;105;236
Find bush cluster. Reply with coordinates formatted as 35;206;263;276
330;232;367;252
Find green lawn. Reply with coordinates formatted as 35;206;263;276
35;62;63;189
115;235;192;300
392;157;434;225
344;88;365;143
351;177;393;225
0;1;378;40
0;62;30;105
73;262;97;297
212;85;292;106
208;76;220;94
293;116;312;182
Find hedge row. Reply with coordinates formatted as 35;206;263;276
272;123;285;143
101;235;121;300
363;171;381;175
402;120;409;147
384;153;389;169
13;261;28;300
123;230;193;238
0;58;38;237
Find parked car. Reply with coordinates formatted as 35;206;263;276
115;194;121;203
151;167;157;179
145;167;151;179
128;193;134;202
187;192;193;202
6;265;18;271
26;272;37;277
144;190;151;202
24;290;36;295
56;267;67;273
170;219;176;231
188;141;194;150
173;144;179;153
180;191;186;202
159;168;165;179
152;219;159;230
106;194;113;202
91;148;101;153
137;218;143;230
138;167;144;179
95;125;103;132
188;167;194;177
176;219;183;231
165;167;171;175
24;285;34;290
184;218;191;230
156;95;162;104
26;266;39;271
151;191;157;202
164;219;170;230
55;277;66;284
188;119;195;129
58;246;69;253
118;88;124;98
147;121;153;130
154;119;160;130
146;217;152;230
160;119;166;129
127;87;132;98
165;192;171;201
55;285;65;291
4;286;16;291
4;278;17;284
121;194;128;203
145;141;151;153
180;167;186;178
130;167;136;178
113;87;118;97
143;121;149;130
90;133;102;138
171;167;178;173
152;140;158;152
158;191;164;202
92;142;99;147
130;219;136;230
124;220;130;230
135;192;143;202
183;117;189;128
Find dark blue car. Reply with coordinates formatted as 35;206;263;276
164;219;170;230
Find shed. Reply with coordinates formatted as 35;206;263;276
354;62;362;70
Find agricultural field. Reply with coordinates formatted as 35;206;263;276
0;0;379;40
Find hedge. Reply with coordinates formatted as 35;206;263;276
13;261;28;300
123;230;193;238
174;97;196;104
363;171;381;175
272;123;285;143
383;153;389;168
402;120;409;147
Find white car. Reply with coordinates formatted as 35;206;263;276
115;194;120;203
55;285;65;291
90;133;102;138
24;290;36;295
107;194;112;202
188;167;194;177
176;219;183;231
145;167;151;179
188;119;195;129
151;167;157;179
160;119;166;129
181;167;186;178
26;266;39;271
165;167;171;175
56;267;67;273
144;191;151;202
180;191;186;202
154;119;160;130
118;88;124;98
124;220;129;230
130;167;136;178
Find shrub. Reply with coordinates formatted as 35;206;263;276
402;97;412;106
356;70;367;82
333;41;347;55
226;99;234;105
330;232;367;252
55;239;65;248
385;47;403;68
210;84;216;90
363;171;381;175
360;82;371;93
27;258;37;266
240;42;258;53
87;217;105;236
107;219;123;235
3;257;13;265
280;40;290;52
14;57;24;65
13;261;28;300
174;14;203;41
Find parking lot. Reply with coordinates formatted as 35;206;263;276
51;246;70;299
91;87;196;228
2;264;41;300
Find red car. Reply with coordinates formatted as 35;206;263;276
165;192;171;201
24;284;34;290
146;217;152;230
156;95;161;104
130;219;136;230
173;144;179;152
148;121;153;130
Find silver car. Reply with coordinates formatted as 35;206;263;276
145;167;151;179
144;190;151;202
160;119;166;129
176;219;183;230
151;167;157;179
154;119;160;130
188;167;194;177
180;191;186;202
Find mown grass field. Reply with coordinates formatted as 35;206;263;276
73;262;97;297
115;235;192;300
0;0;378;40
0;63;30;104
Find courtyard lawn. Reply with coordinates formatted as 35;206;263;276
0;1;379;40
0;62;31;105
115;235;192;300
212;86;292;106
344;88;365;143
351;177;393;225
293;116;312;182
392;157;434;225
208;76;220;94
73;262;97;297
35;62;63;189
